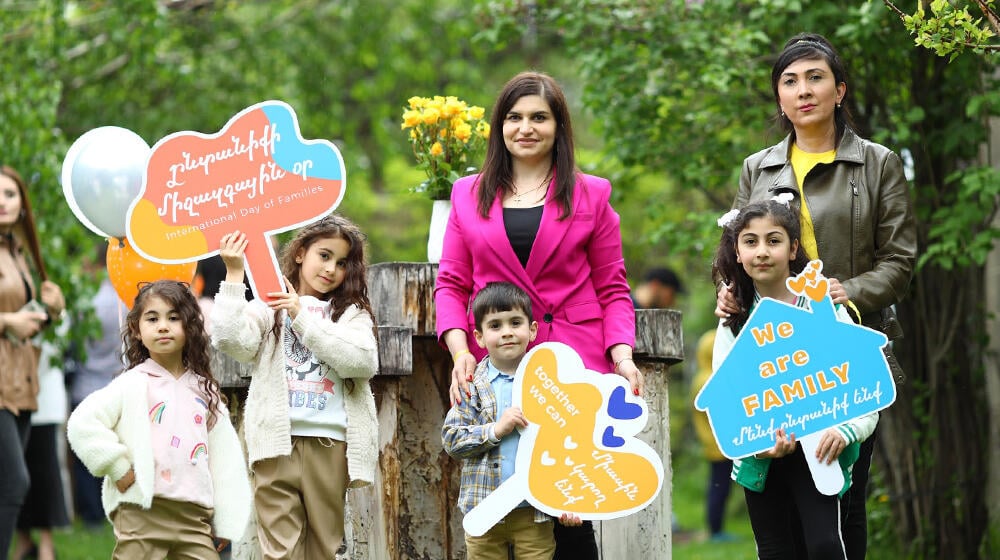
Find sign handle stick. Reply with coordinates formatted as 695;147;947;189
799;432;846;496
462;475;527;537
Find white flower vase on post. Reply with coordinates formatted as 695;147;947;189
427;199;452;263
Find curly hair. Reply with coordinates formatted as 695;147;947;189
123;280;226;426
712;199;810;336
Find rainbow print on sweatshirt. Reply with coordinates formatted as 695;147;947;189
190;442;208;465
149;401;166;424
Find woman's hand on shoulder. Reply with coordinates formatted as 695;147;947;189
715;282;739;318
449;350;477;406
827;277;849;305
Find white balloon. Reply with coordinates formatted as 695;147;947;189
62;127;150;238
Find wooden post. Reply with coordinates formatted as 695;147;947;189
343;262;684;560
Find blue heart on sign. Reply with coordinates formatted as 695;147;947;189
601;426;625;448
607;386;642;420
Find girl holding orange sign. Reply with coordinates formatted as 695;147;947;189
212;215;378;560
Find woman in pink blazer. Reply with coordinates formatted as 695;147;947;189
434;71;641;560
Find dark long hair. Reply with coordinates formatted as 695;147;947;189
771;32;857;145
124;280;225;426
712;200;810;336
476;71;578;220
0;165;46;281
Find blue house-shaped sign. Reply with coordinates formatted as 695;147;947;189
695;268;896;460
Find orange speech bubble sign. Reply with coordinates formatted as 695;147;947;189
126;100;345;299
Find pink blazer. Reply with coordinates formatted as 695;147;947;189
434;172;635;373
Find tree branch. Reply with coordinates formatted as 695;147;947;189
882;0;1000;52
973;0;1000;35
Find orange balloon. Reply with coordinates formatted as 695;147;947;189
106;238;197;309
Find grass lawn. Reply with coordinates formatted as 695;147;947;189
670;441;759;560
8;520;115;559
52;522;115;559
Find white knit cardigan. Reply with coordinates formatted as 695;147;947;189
210;281;378;487
66;360;252;540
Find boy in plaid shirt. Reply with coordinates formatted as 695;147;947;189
442;282;578;559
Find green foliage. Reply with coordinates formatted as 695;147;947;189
1;1;103;350
919;166;1000;270
885;0;1000;60
2;0;523;273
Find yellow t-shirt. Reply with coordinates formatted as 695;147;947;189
789;144;862;322
790;143;836;260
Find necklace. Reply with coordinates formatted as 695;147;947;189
511;173;551;204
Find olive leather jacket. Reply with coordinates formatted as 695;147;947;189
736;128;917;340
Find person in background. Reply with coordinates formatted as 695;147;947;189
12;328;71;560
689;329;737;543
0;165;66;557
633;267;684;309
68;243;126;531
435;72;640;559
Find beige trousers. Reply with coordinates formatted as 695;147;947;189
464;507;555;560
253;436;348;560
111;497;218;560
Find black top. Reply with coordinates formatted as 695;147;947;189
502;206;544;269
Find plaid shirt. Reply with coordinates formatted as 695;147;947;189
441;358;549;524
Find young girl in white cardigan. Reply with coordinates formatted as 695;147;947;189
212;214;378;560
67;280;251;559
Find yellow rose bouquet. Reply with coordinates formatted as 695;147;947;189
401;95;490;200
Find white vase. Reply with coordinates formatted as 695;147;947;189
427;199;452;263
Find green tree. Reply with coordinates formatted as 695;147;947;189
480;0;1000;556
884;0;1000;58
884;0;1000;554
2;0;530;269
1;1;96;351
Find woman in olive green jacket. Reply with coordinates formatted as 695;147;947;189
717;33;916;560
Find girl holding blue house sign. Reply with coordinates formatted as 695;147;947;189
712;198;878;560
717;33;916;559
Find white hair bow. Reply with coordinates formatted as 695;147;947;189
717;208;740;228
771;192;794;207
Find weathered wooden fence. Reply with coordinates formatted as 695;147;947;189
217;261;684;560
